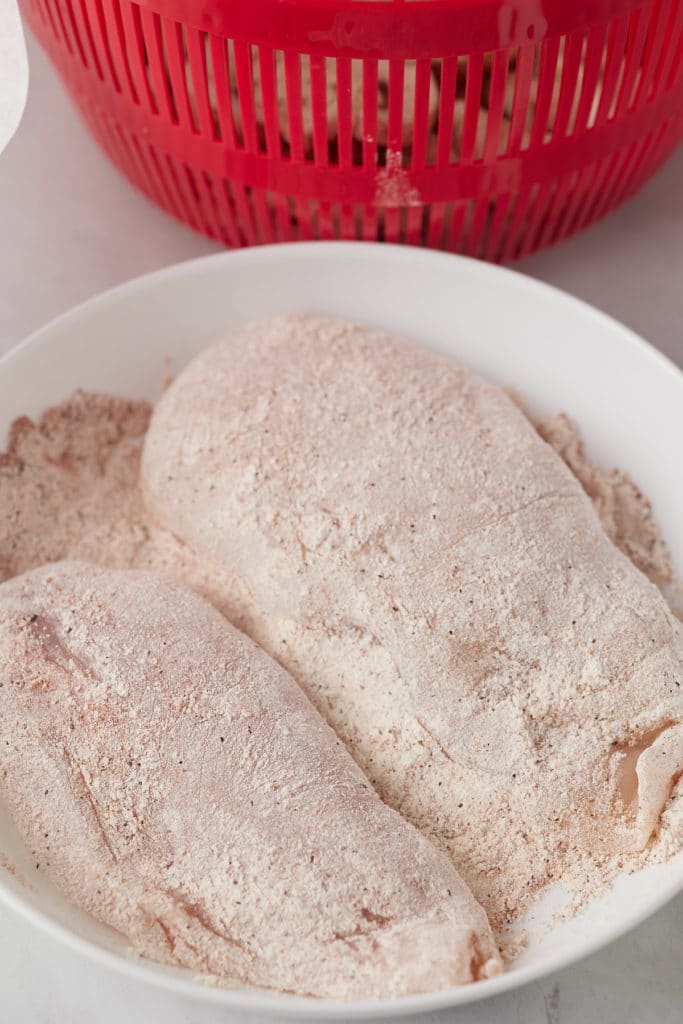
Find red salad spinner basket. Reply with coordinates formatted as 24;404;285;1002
20;0;683;258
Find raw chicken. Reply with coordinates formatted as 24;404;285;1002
0;561;501;998
142;314;683;927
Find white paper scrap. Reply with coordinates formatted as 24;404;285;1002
0;0;29;156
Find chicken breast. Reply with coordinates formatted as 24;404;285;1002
141;314;683;927
0;561;501;998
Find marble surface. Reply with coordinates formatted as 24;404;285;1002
0;33;682;1024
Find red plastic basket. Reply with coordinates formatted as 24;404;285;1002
20;0;683;259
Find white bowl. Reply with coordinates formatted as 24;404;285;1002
1;242;682;1018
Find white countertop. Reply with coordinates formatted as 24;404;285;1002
1;33;682;1024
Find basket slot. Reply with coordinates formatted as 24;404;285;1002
581;155;614;227
386;59;405;157
433;55;458;166
663;3;683;92
253;47;280;156
666;12;683;89
64;0;89;66
232;41;259;151
166;155;203;229
194;167;228;241
432;201;448;249
592;144;637;223
41;0;61;37
393;205;406;245
310;54;329;165
309;198;322;239
282;52;305;160
350;203;363;241
446;200;466;251
168;155;201;228
225;180;258;245
185;29;216;138
553;164;590;241
119;3;155;113
52;0;77;54
646;118;677;177
566;162;602;238
552;31;585;138
88;0;120;91
483;50;510;160
86;105;115;163
362;202;379;242
300;54;317;157
530;35;561;146
144;144;185;220
614;133;653;206
216;180;242;246
142;142;181;219
574;22;608;132
507;43;536;152
382;60;407;239
206;37;240;146
213;183;241;247
205;172;241;245
632;0;668;105
167;155;204;227
113;120;152;196
362;59;380;168
41;0;63;46
623;127;662;200
501;183;535;260
404;204;423;245
655;0;683;91
461;52;485;162
139;11;174;121
517;180;552;257
39;0;58;38
284;196;301;241
467;196;493;256
70;0;101;74
126;131;158;200
482;193;511;260
130;132;162;200
647;119;678;175
615;6;651;116
424;201;445;247
336;57;354;168
491;191;518;259
384;203;401;243
537;172;572;249
100;0;138;102
158;18;194;128
94;110;127;172
593;14;629;124
109;120;143;192
536;176;565;250
183;165;221;239
191;169;219;238
410;58;434;167
76;1;106;79
330;202;343;240
338;201;355;238
293;195;313;239
248;189;275;242
317;200;335;239
267;191;294;242
27;0;47;32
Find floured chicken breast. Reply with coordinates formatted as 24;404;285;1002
0;561;501;998
142;314;683;928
